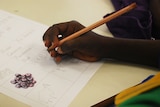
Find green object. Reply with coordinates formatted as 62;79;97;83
118;87;160;107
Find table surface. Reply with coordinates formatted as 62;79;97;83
0;0;159;107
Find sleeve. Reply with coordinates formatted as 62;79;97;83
104;0;152;39
115;73;160;107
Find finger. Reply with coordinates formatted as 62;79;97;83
43;26;60;49
57;47;63;54
49;46;64;54
48;36;59;52
43;39;52;48
43;21;84;42
49;49;62;63
54;55;62;63
43;23;67;43
49;50;56;57
48;42;58;51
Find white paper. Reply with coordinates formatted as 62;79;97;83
0;10;103;107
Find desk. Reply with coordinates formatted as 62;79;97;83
0;0;158;107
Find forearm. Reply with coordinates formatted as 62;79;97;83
101;37;160;67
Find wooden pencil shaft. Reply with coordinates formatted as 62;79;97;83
59;3;137;46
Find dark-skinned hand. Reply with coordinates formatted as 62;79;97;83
42;21;108;62
42;0;160;67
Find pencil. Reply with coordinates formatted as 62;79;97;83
58;2;137;46
49;3;137;62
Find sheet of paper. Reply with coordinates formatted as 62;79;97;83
0;10;103;107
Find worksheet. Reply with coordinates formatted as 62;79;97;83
0;10;103;107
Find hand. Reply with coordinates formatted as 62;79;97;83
42;21;160;67
43;21;105;62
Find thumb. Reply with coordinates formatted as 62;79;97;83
57;47;63;54
57;40;76;54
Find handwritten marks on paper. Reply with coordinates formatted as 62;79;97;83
0;10;102;107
